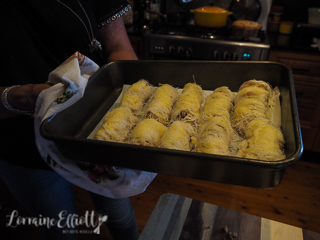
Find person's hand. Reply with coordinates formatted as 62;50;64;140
1;83;52;118
8;84;52;111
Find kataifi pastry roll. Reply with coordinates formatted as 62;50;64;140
120;79;154;115
200;86;234;124
145;84;179;125
129;118;167;147
159;121;195;151
232;80;272;134
170;83;203;125
194;116;232;156
95;106;138;142
237;118;285;161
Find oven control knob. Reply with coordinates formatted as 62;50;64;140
222;51;229;60
232;53;238;61
213;50;220;60
168;45;175;54
185;48;193;57
177;46;184;55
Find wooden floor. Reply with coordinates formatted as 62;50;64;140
1;153;320;239
130;157;320;235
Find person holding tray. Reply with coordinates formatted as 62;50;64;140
0;1;139;239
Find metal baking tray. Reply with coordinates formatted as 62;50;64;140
40;61;303;188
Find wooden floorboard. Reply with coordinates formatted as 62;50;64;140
131;160;320;235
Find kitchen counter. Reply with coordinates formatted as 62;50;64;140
268;23;320;54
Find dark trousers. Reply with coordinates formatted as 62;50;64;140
0;159;139;240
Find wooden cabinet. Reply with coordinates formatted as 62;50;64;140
268;49;320;152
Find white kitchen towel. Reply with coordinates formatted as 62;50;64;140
34;52;157;198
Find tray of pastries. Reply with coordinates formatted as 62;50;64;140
40;61;303;188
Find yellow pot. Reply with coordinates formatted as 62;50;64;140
190;6;233;28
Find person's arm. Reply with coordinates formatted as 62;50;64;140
98;17;138;62
0;84;51;119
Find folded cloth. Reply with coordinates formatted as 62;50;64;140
34;52;157;198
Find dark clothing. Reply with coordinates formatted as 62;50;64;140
0;159;139;239
1;0;129;169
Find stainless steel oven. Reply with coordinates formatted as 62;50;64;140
142;0;271;61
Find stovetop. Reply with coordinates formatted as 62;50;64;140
149;24;268;45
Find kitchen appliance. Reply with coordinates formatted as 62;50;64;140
143;0;272;60
40;61;303;189
143;24;270;60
